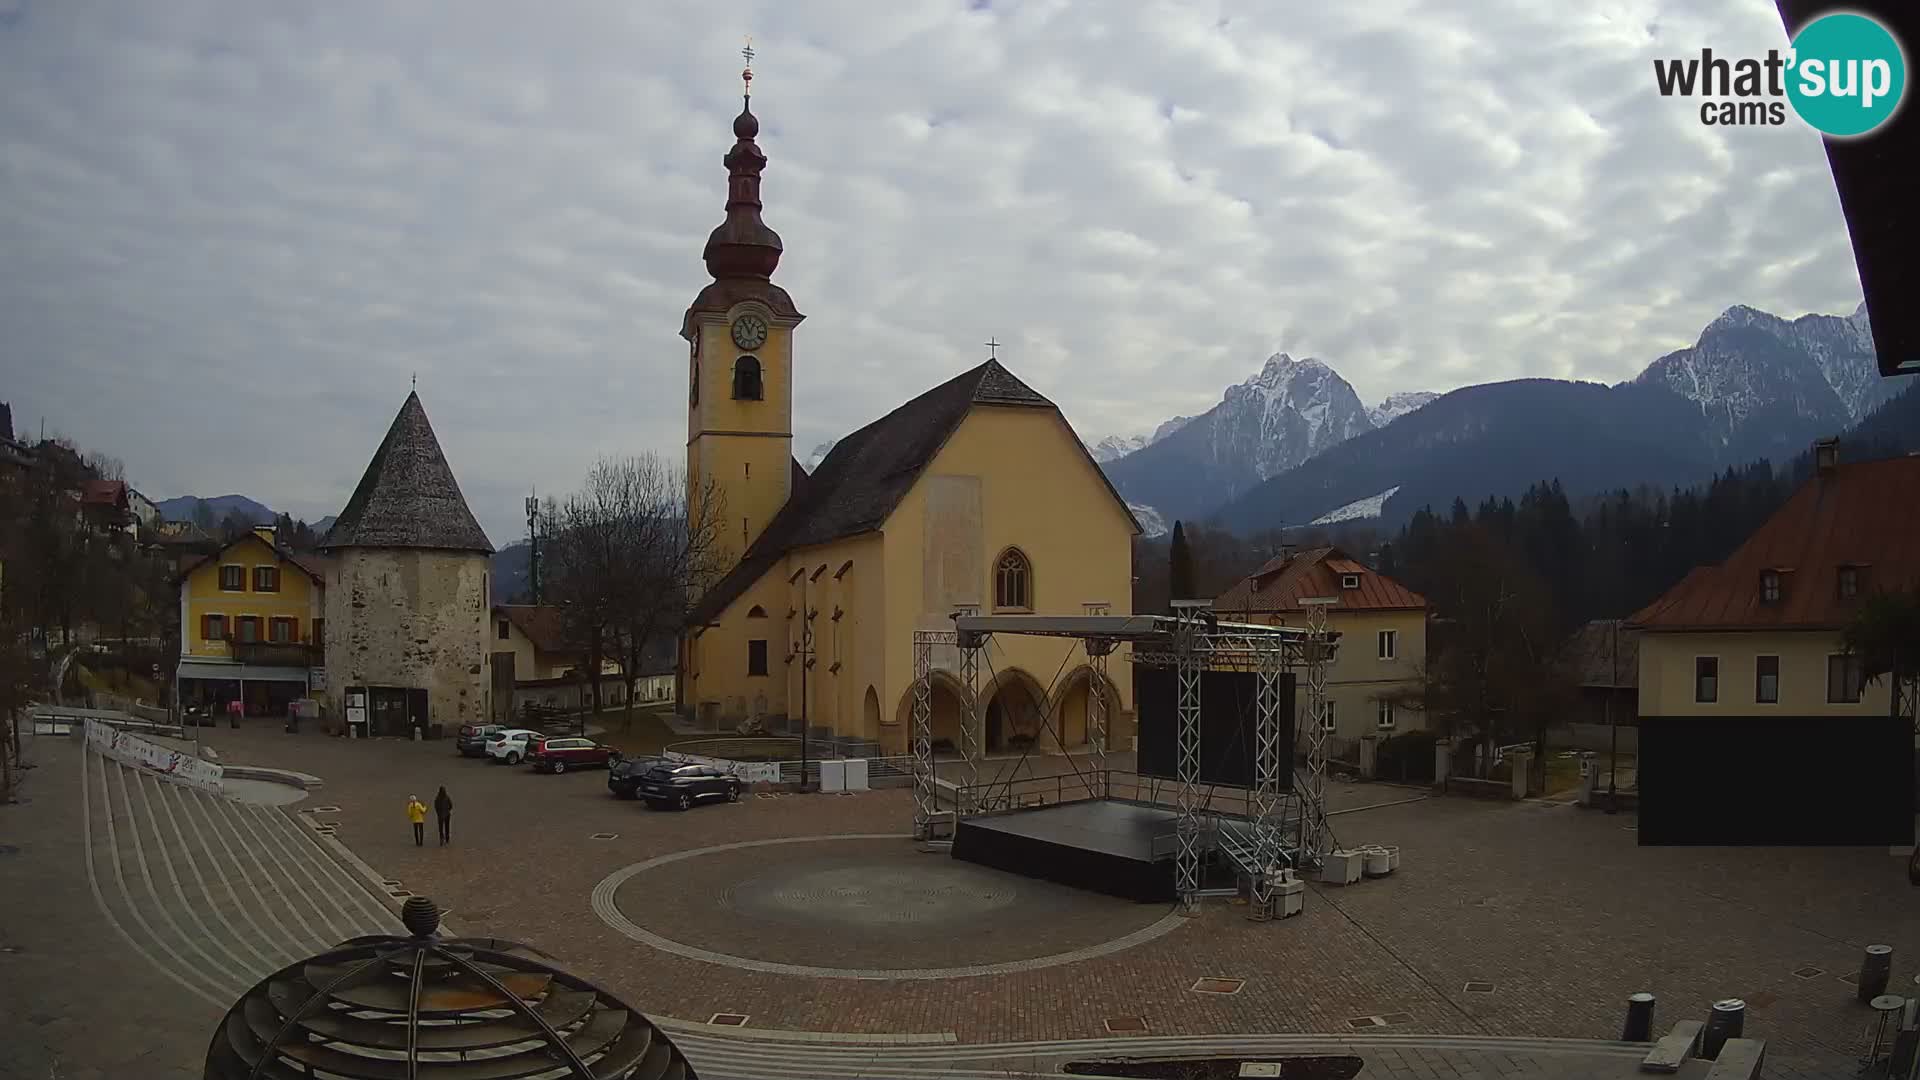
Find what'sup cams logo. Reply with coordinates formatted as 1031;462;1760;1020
1653;11;1907;137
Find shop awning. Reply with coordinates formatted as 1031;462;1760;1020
176;659;313;684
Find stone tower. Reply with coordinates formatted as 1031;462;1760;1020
318;392;495;735
681;72;805;562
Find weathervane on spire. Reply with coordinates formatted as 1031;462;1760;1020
741;36;755;99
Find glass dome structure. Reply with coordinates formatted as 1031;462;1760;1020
203;897;697;1079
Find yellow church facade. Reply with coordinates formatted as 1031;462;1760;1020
678;86;1136;756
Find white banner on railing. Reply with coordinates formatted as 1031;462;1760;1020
85;718;224;793
663;750;782;785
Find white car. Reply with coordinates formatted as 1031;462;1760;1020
484;728;544;766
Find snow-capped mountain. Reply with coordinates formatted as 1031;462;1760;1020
1128;503;1170;539
1089;415;1195;464
802;440;837;473
1631;302;1898;460
1367;391;1439;428
1090;435;1148;463
1102;353;1375;524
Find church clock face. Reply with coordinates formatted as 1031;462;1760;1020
731;314;769;351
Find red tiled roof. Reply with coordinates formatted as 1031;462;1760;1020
1214;546;1428;615
1627;454;1920;631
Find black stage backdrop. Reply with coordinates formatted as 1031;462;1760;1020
1134;668;1294;790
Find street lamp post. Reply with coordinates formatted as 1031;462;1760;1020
1606;618;1620;815
788;567;815;792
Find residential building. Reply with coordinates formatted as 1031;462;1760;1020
1213;547;1429;750
174;525;329;716
318;392;494;737
488;603;625;722
1627;439;1917;723
1557;618;1641;751
80;479;134;536
679;87;1137;755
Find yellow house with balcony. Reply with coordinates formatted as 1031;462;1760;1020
175;526;329;717
678;90;1138;755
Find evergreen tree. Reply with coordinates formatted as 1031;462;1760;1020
1167;520;1196;608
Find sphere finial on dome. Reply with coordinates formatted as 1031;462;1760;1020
400;896;442;938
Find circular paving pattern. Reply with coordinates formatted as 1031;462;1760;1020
722;862;1020;929
592;834;1187;980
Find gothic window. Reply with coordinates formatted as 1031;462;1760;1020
690;360;699;405
732;355;763;401
994;548;1032;610
747;605;767;618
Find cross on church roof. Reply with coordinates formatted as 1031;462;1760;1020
742;37;754;96
984;337;1001;360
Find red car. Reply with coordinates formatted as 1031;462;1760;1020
526;736;621;774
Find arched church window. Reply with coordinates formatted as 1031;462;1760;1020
994;548;1033;610
690;360;699;405
732;355;763;401
747;605;767;618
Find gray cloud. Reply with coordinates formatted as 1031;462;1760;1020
0;0;1865;544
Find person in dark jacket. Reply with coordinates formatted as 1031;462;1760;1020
433;786;453;846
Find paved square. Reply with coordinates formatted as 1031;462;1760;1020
6;722;1905;1078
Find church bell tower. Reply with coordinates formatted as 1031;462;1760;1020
683;46;804;560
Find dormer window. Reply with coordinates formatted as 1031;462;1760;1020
732;355;763;400
1759;570;1781;605
1837;565;1861;600
1340;574;1361;590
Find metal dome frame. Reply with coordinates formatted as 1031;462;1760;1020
204;898;696;1080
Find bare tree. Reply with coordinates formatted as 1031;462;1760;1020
543;455;728;727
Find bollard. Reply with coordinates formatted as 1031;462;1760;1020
1622;992;1656;1042
1701;998;1745;1061
1860;945;1894;1004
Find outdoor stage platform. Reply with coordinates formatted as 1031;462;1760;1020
951;800;1181;903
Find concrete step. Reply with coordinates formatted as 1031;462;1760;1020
81;748;397;1009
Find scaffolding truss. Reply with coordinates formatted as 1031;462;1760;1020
907;609;1337;916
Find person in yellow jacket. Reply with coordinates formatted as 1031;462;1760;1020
405;794;428;847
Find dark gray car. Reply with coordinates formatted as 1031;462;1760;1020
636;763;742;810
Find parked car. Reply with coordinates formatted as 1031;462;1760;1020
484;728;544;766
527;736;621;774
606;756;669;799
637;762;742;810
455;723;504;757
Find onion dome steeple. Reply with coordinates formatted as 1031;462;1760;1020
702;42;783;281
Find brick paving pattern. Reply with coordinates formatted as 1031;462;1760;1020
1;723;1897;1079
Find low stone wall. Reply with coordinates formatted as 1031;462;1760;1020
220;765;324;791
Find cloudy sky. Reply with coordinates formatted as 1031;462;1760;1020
0;0;1866;545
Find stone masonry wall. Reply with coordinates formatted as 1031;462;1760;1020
324;548;490;729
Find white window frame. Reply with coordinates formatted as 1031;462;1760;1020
1377;629;1397;660
1320;700;1337;732
1341;573;1361;589
1376;698;1395;730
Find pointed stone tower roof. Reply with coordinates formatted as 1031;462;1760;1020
319;392;494;554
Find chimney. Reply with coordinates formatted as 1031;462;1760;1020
1814;437;1840;476
253;523;276;546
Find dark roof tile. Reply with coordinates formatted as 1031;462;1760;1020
319;392;493;554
